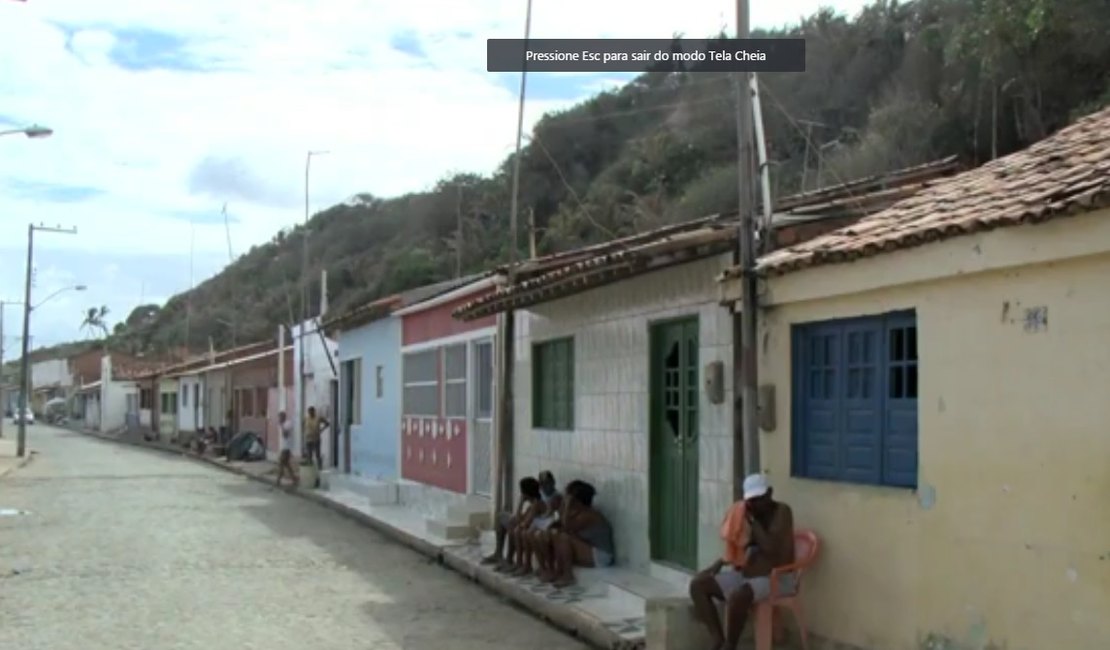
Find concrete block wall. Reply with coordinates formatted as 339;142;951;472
512;254;735;572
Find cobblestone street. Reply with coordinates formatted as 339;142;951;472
0;426;589;650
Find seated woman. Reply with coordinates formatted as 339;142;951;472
482;476;542;567
510;470;563;577
535;480;614;588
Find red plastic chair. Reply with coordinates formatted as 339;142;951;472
754;529;820;650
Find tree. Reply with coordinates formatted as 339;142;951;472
80;306;110;339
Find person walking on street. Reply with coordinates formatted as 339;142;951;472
275;411;299;488
303;406;328;470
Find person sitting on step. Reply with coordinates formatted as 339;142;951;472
510;470;563;577
535;480;614;588
482;476;543;568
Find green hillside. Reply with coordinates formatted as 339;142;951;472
107;0;1110;355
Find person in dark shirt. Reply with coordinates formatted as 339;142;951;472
482;476;543;568
688;474;795;650
536;480;614;588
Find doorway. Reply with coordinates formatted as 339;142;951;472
330;378;340;470
470;339;494;496
649;316;700;570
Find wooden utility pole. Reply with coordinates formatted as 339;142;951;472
734;0;761;488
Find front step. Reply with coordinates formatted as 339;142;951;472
447;504;492;530
426;517;474;541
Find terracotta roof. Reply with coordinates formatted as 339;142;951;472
750;107;1110;277
454;157;962;321
133;340;275;379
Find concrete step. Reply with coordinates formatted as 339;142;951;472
447;504;492;530
425;517;474;541
321;472;399;505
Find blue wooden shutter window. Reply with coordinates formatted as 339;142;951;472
792;311;918;488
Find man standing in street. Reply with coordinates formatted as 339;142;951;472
275;411;299;488
303;406;328;470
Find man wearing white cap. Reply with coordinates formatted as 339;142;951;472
688;473;795;650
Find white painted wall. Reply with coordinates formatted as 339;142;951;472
31;358;70;389
513;254;735;571
293;317;338;462
100;352;136;432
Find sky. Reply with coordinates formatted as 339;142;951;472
0;0;869;352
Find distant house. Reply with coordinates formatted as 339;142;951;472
290;317;338;466
77;354;153;433
717;107;1110;649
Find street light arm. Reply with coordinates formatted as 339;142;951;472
30;285;86;311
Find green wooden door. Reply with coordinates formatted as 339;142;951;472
649;317;700;570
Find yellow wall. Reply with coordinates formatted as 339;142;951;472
748;210;1110;650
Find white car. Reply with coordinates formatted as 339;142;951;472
12;408;34;425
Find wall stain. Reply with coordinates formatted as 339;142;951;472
938;397;946;413
918;484;937;510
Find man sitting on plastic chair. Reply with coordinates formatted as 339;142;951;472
689;473;795;650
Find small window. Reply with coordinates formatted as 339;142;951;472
241;388;254;418
533;337;574;430
375;365;384;399
182;386;188;407
140;388;153;410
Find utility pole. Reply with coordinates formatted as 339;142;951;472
301;151;328;446
18;223;78;457
734;0;761;485
1;300;7;437
495;0;532;514
456;183;463;278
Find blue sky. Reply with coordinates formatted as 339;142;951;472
0;0;869;350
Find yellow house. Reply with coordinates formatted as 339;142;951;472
720;107;1110;650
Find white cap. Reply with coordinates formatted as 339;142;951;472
742;473;771;500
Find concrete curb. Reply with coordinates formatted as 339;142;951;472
0;451;36;480
79;429;631;650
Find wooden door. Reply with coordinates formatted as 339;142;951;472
649;317;700;570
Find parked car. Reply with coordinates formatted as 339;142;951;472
12;408;34;425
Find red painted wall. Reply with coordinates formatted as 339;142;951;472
402;289;496;346
402;415;468;493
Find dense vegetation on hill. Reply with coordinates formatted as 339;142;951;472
96;0;1108;356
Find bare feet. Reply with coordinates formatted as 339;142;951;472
510;565;533;577
494;562;514;573
537;570;556;583
481;554;501;565
552;575;576;589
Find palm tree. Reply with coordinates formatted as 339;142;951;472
80;306;110;339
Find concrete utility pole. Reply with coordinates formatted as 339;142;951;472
0;300;10;437
734;0;762;486
300;150;328;445
494;0;532;514
18;224;78;457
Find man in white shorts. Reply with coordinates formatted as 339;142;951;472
688;474;795;650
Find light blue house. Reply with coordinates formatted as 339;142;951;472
330;295;404;480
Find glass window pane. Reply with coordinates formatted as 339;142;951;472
445;382;466;417
403;350;438;383
445;344;467;380
477;343;493;418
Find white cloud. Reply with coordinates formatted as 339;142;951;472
0;0;869;349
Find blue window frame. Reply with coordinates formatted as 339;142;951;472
791;310;918;488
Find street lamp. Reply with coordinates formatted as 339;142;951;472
0;124;53;139
32;284;86;310
18;225;79;457
1;285;84;438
